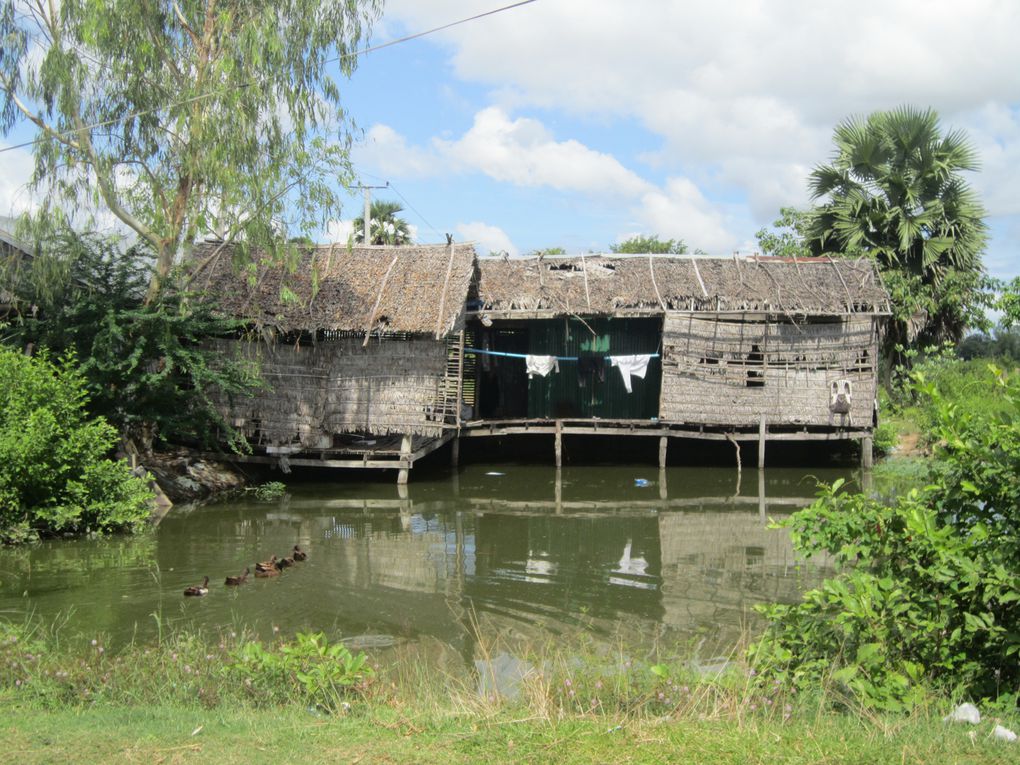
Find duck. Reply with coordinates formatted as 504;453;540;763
276;556;295;569
254;565;280;578
184;576;210;597
225;567;250;586
292;545;308;562
254;555;277;573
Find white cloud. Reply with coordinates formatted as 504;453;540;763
355;124;437;179
357;110;743;251
455;221;517;257
638;178;737;253
437;107;652;198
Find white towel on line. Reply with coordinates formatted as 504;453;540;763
610;354;652;393
526;355;560;378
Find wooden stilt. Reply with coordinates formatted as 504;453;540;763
555;467;563;514
758;467;766;521
758;414;766;470
450;436;460;468
554;420;563;468
397;434;412;485
658;468;668;501
658;435;668;469
861;435;874;470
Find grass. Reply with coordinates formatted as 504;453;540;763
2;619;1018;763
4;700;1017;764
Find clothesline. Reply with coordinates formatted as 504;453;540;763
465;347;660;362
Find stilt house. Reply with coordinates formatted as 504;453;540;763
198;244;890;478
464;254;890;467
193;241;477;480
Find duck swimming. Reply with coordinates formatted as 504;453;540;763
254;555;277;573
292;545;308;562
225;567;250;586
184;576;210;597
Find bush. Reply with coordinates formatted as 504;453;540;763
750;367;1020;710
228;632;373;713
0;347;152;542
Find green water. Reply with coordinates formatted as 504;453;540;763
0;465;851;654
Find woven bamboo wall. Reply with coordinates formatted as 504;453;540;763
209;336;452;445
660;315;880;427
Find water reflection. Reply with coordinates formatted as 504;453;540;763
0;466;846;658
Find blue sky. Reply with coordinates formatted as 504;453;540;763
333;0;1020;279
2;0;1018;282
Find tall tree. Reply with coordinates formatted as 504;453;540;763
350;200;412;245
806;106;989;354
610;235;688;255
0;0;380;301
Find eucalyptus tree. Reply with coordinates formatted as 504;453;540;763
350;200;412;245
0;0;381;301
806;107;989;353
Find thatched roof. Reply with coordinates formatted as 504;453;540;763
472;255;891;317
192;241;477;336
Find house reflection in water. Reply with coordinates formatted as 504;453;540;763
280;470;829;665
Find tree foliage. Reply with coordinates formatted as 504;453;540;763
611;235;689;255
350;201;413;246
3;231;260;452
805;106;989;356
0;0;381;300
754;208;813;259
0;347;153;543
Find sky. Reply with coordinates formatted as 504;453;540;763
2;0;1019;280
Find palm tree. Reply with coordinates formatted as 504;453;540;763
351;201;412;246
807;106;988;356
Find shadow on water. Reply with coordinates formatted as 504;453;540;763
0;464;861;668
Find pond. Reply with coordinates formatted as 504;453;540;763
0;465;853;662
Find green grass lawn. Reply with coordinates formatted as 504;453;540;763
4;702;1016;765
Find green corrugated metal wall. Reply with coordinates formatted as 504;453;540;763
527;317;661;419
473;318;661;420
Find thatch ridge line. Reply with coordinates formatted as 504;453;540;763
363;251;401;347
691;257;709;298
435;239;457;340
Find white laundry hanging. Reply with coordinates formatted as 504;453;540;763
610;354;652;393
525;355;560;378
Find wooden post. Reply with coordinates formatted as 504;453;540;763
861;434;874;470
554;420;563;468
658;435;668;469
555;467;563;514
658;468;668;501
397;434;412;485
450;436;460;468
758;467;766;521
758;414;766;470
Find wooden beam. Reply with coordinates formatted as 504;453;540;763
659;435;668;469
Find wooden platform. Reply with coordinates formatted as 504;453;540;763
206;415;873;482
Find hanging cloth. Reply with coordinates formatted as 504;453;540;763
526;355;560;379
610;354;652;393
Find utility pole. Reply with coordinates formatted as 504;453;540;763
354;182;388;244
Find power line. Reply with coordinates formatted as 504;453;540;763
0;0;539;156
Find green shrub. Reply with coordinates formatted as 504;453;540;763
751;367;1020;710
0;347;152;542
228;632;373;713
